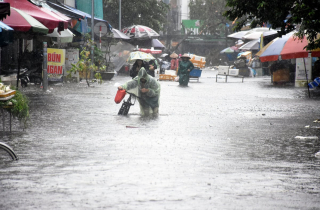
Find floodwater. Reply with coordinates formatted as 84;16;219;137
1;69;320;209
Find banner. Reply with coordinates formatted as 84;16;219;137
47;48;66;81
181;20;202;35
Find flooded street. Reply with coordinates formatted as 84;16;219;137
1;69;320;209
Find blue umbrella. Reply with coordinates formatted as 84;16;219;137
0;21;14;46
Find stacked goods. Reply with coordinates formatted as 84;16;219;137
0;83;16;98
273;69;290;83
159;74;177;81
190;54;206;68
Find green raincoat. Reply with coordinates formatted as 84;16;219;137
177;60;194;86
122;68;161;116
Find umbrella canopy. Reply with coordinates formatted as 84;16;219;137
138;48;162;54
111;28;130;39
239;39;260;51
151;39;165;48
127;51;155;63
220;46;238;54
121;25;159;39
259;36;289;62
228;27;277;40
2;7;49;34
255;38;278;57
228;30;249;39
258;32;320;62
281;35;320;59
242;30;277;40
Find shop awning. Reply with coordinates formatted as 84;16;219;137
44;1;84;20
2;7;48;35
47;28;74;43
3;0;68;33
60;2;109;24
0;2;10;20
37;2;71;24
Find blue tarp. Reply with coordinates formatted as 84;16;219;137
0;21;14;46
46;1;84;19
0;21;13;32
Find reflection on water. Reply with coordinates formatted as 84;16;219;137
1;72;320;209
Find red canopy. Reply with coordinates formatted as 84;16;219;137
281;36;320;59
139;48;162;54
2;7;48;34
3;0;68;33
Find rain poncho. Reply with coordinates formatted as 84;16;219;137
122;68;161;116
177;60;194;86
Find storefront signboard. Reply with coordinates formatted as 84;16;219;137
295;56;312;87
47;48;66;81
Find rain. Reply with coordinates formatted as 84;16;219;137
1;0;320;209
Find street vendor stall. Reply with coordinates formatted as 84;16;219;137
0;83;16;132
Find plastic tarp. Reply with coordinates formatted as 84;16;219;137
47;28;75;43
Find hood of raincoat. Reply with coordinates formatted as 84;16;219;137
137;67;151;86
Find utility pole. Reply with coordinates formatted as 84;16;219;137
119;0;121;30
91;0;94;70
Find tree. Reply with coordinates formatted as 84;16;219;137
189;0;232;36
103;0;169;32
223;0;320;50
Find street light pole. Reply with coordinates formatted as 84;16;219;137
119;0;121;30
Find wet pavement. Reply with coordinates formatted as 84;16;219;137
1;69;320;209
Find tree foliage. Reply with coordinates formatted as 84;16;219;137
224;0;320;50
103;0;169;32
189;0;232;35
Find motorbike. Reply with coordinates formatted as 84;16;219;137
1;68;29;87
0;67;42;87
159;59;171;74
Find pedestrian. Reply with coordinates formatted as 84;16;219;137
129;59;148;79
118;67;161;117
147;59;157;77
170;52;179;71
177;54;194;86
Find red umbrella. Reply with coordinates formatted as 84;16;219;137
259;32;320;62
281;35;320;59
121;25;159;39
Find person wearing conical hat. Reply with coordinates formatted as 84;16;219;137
177;54;194;86
170;52;179;70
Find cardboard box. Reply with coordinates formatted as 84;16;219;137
218;66;229;75
228;69;239;76
159;74;177;81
